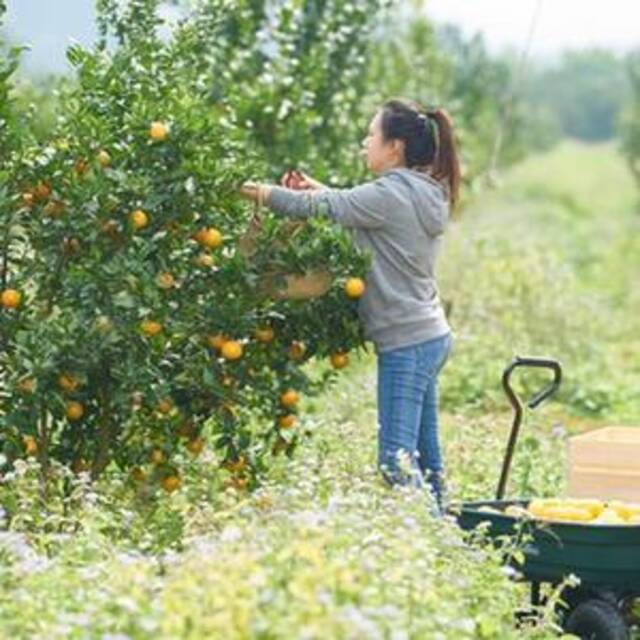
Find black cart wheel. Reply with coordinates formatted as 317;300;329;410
564;599;628;640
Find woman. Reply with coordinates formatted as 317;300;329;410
239;97;460;515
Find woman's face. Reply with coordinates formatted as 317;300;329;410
361;110;405;174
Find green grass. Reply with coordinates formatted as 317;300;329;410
1;140;638;639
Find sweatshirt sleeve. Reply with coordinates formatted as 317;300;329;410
266;179;388;229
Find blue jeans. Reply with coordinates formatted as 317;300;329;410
377;332;453;511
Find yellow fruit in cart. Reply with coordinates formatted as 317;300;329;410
527;498;562;518
628;515;640;525
592;508;627;525
563;498;605;519
609;501;640;521
537;505;593;523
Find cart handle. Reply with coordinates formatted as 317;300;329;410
496;356;562;501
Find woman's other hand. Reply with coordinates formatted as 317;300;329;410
281;170;327;191
239;182;271;203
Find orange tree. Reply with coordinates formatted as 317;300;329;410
0;0;375;492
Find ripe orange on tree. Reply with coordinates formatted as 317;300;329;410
221;340;243;361
330;352;349;369
130;209;149;231
186;438;205;456
194;227;223;249
1;289;22;309
58;373;80;393
345;277;366;298
66;401;85;422
140;319;163;337
161;474;181;493
278;414;296;429
280;389;300;408
223;455;246;473
157;398;173;415
23;436;38;456
149;121;170;141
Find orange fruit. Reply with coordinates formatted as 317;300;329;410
330;352;349;369
16;377;36;394
23;436;38;456
186;438;205;456
58;373;80;393
149;121;170;141
161;475;181;493
195;227;223;249
157;398;174;415
150;448;166;465
194;252;215;268
1;289;22;309
96;150;111;167
66;401;84;421
221;340;243;361
280;389;300;408
141;319;163;337
206;333;227;350
156;272;175;289
33;181;51;201
345;277;366;298
223;455;246;473
130;209;149;230
288;341;306;361
131;467;146;482
278;414;296;429
254;326;275;343
158;398;173;415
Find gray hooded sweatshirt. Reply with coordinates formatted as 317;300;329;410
266;167;451;353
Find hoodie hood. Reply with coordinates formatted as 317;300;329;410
382;167;449;236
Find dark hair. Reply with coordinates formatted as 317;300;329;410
379;98;461;208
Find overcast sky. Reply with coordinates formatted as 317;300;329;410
427;0;639;58
3;0;639;75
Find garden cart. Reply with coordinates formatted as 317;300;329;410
447;356;640;640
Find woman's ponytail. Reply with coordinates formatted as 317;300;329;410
427;108;461;208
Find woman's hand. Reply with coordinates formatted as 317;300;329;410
281;170;327;191
239;181;272;203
